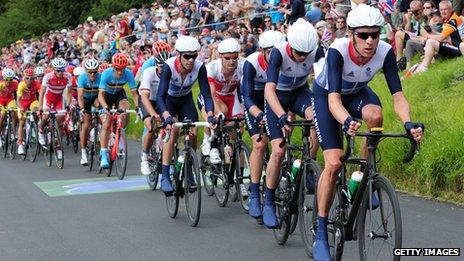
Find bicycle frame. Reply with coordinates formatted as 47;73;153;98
339;131;419;241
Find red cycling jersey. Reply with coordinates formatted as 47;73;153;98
42;72;71;110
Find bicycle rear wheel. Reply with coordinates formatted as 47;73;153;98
27;121;39;162
115;129;128;180
357;175;402;261
184;148;202;227
147;146;160;190
52;124;64;169
200;155;215;196
235;144;251;212
299;160;320;258
2;119;9;158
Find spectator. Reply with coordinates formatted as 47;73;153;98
263;16;275;31
306;1;323;24
280;0;306;25
143;12;156;33
414;0;463;74
395;0;427;70
335;16;348;38
154;12;169;41
116;15;130;38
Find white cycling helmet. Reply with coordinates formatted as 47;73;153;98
259;30;285;49
2;68;16;79
51;57;67;69
287;18;318;53
83;58;99;71
347;4;385;29
73;66;86;76
34;66;44;76
175;36;201;52
217;38;241;54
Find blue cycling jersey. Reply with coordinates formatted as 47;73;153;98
267;41;324;91
314;38;402;95
99;68;136;95
156;56;213;114
77;72;101;100
241;51;268;110
141;57;156;74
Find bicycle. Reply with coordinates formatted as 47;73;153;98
146;117;165;190
64;106;80;154
304;127;419;260
21;110;40;162
201;115;251;209
0;106;18;160
269;120;320;245
40;109;66;169
164;120;209;227
86;107;101;171
99;108;137;180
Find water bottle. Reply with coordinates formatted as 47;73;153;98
290;159;302;183
175;154;185;175
224;145;232;164
347;171;364;202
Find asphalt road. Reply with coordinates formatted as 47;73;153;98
0;140;462;261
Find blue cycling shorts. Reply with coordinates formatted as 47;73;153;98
244;90;265;137
165;92;198;122
312;84;381;150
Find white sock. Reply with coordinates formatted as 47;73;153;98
141;151;148;161
81;149;86;155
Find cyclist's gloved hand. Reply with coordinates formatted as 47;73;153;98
342;116;361;136
207;115;218;128
404;121;424;141
164;115;175;126
278;113;288;128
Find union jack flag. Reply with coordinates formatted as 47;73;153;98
378;0;396;16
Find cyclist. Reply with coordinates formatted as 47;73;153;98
0;68;19;148
34;66;45;84
141;41;172;73
263;18;324;228
241;30;285;220
16;68;41;155
38;58;72;160
77;58;101;166
98;53;139;169
139;51;169;175
156;36;215;195
199;38;244;164
311;5;424;260
98;63;110;73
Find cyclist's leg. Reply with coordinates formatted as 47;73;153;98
141;101;156;175
347;87;383;158
99;93;116;168
197;95;211;156
312;85;344;260
178;93;199;149
263;97;288;228
39;97;51;145
292;87;319;159
209;94;229;163
80;99;93;165
160;95;180;194
17;104;27;155
116;93;130;128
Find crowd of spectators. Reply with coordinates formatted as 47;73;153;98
1;0;464;78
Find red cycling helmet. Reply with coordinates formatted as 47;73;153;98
153;41;171;55
98;63;111;73
24;68;35;77
112;53;129;69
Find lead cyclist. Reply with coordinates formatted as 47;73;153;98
311;5;424;260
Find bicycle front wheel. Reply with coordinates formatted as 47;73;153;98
8;120;17;160
299;160;321;258
184;148;202;227
52;124;64;169
273;180;291;245
213;162;229;207
115;129;128;180
357;175;402;261
237;144;251;212
27;121;39;162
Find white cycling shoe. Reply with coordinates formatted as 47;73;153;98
209;148;222;164
141;160;151;175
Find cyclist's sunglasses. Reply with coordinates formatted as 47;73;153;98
292;48;311;57
4;77;13;81
181;53;198;60
354;31;380;40
55;68;65;72
87;70;98;75
222;54;239;61
24;77;34;80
